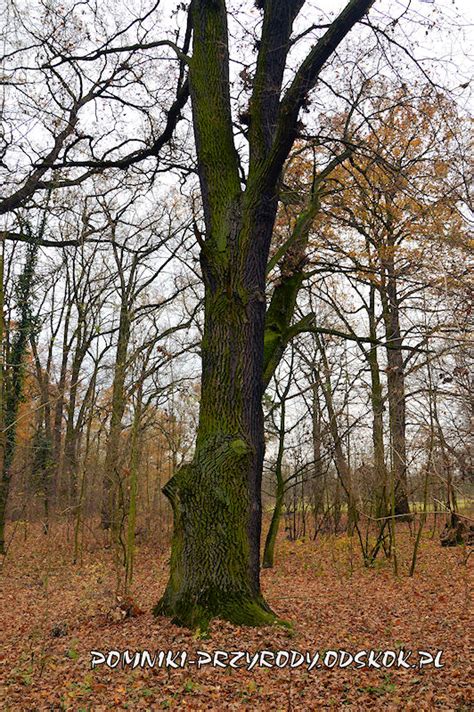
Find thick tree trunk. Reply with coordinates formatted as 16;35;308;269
154;0;279;628
155;252;279;628
155;0;374;628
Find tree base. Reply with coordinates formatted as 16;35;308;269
394;497;412;522
153;591;290;631
440;515;474;547
154;435;292;632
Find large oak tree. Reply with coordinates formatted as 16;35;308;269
153;0;375;629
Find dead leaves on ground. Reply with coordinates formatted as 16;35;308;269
0;523;472;710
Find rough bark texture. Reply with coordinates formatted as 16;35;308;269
155;282;277;626
154;0;277;628
155;0;374;628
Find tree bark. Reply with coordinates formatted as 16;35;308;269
315;335;357;532
155;0;279;628
62;327;85;508
380;241;410;516
263;374;288;569
0;242;5;553
155;0;374;628
155;241;278;627
367;283;389;515
101;293;130;530
52;297;72;505
0;239;38;553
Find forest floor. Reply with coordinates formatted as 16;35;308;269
0;519;472;710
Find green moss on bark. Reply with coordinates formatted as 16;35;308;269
154;433;289;630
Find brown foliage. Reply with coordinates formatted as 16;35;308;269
0;521;472;709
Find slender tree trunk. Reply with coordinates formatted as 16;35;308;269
367;284;388;515
125;388;143;592
30;338;54;533
0;241;6;554
0;239;38;553
263;486;284;569
101;294;130;530
380;245;410;516
263;384;287;569
409;330;435;576
62;338;83;509
310;379;326;538
73;388;95;565
315;335;357;532
52;299;71;500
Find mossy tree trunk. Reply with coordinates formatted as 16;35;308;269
156;276;277;626
155;0;374;628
